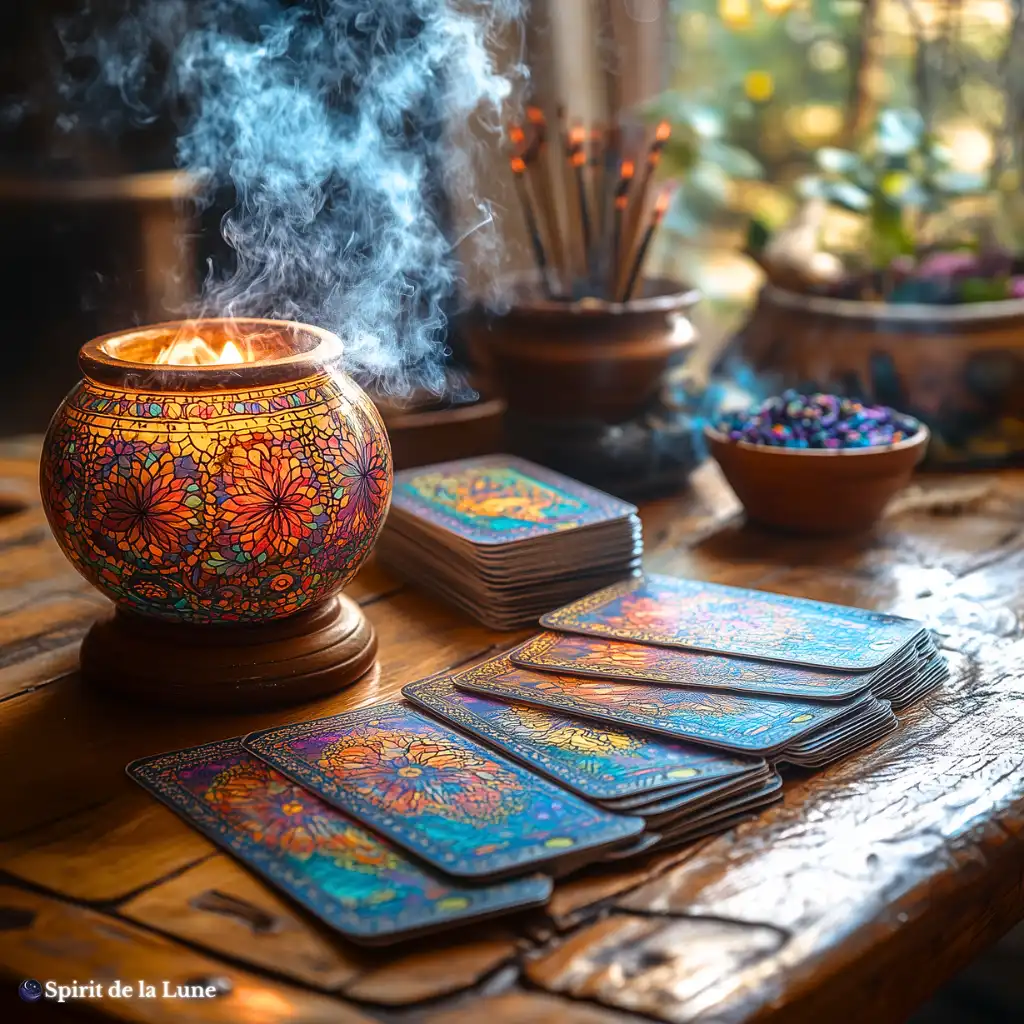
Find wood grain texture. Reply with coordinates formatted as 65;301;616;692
0;886;371;1023
421;990;643;1023
120;854;525;1005
1;437;1023;1023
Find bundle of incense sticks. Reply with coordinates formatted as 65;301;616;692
507;108;673;303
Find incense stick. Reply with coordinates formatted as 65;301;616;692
523;107;569;295
589;125;606;248
569;124;593;279
509;156;553;297
505;107;673;304
609;158;635;297
620;188;672;302
618;121;671;298
557;107;586;285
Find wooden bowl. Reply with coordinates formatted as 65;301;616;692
705;425;930;535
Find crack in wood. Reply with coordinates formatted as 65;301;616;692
608;906;792;945
0;526;48;555
190;889;283;935
0;617;95;671
0;905;35;931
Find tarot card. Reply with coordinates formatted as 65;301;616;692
453;654;868;756
655;774;784;840
127;739;553;946
630;770;774;825
511;632;876;701
243;704;644;880
391;456;637;545
402;674;762;803
783;712;898;768
604;832;664;860
540;574;925;671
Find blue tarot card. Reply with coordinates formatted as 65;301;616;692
242;704;645;879
453;654;868;755
391;455;637;544
402;673;762;801
540;574;923;671
510;631;875;700
127;739;552;945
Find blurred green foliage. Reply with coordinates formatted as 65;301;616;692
653;0;1024;263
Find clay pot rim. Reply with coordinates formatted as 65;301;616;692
764;284;1024;326
79;317;343;391
491;275;700;318
704;424;930;457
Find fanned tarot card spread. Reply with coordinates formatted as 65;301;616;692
243;704;644;879
540;574;924;671
511;632;876;701
402;674;762;802
126;740;552;945
453;655;867;755
390;456;637;545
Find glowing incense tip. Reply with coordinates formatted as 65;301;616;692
569;125;587;146
508;125;526;146
571;150;587;168
621;160;635;179
510;156;527;174
654;189;672;217
526;106;546;125
656;121;671;143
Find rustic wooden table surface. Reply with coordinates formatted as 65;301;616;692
1;435;1022;1024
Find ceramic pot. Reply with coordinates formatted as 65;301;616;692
739;284;1024;467
467;277;700;424
39;318;393;625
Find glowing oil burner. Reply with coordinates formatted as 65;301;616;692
40;318;392;710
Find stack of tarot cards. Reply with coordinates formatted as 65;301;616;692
377;455;642;629
129;701;660;947
449;574;948;771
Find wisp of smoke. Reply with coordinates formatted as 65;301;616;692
57;0;526;396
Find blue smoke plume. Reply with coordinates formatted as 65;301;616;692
57;0;526;395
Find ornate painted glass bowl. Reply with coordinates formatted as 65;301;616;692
39;318;392;708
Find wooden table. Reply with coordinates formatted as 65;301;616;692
1;435;1022;1023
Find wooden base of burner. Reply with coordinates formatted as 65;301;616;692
80;596;376;711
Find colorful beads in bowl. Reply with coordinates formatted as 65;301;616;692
715;391;921;450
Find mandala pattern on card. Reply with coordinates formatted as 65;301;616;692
542;574;920;670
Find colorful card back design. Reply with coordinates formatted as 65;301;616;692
511;632;874;700
127;739;552;945
402;674;761;801
243;704;644;878
392;456;637;544
541;574;922;670
453;655;865;755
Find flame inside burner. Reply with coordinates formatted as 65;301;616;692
154;336;247;366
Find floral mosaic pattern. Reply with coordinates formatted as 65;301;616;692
541;574;922;671
128;739;553;943
243;703;645;877
454;656;862;754
317;727;528;824
201;757;399;870
40;370;392;624
403;673;756;802
510;632;875;700
392;456;636;544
